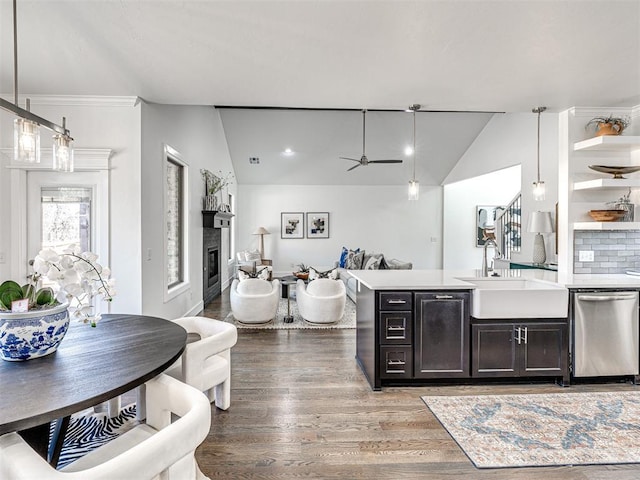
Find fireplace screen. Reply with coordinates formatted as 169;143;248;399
208;248;219;287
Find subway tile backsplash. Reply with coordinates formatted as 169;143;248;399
574;230;640;273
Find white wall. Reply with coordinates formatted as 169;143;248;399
0;97;143;314
140;104;235;319
443;166;521;269
236;184;442;274
444;112;559;266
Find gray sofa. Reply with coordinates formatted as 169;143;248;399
337;257;413;303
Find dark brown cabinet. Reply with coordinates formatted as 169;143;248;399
472;320;568;382
414;292;470;378
355;283;569;390
378;293;413;380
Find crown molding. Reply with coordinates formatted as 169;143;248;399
0;95;139;108
2;148;112;170
568;106;636;118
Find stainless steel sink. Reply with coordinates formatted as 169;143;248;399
458;277;568;319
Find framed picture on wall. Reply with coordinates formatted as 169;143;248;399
306;212;329;238
281;212;304;239
476;205;499;247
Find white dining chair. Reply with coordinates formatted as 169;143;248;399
165;316;238;410
0;373;211;479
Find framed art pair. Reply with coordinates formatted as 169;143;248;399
281;212;329;239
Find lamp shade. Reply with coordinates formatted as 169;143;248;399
252;227;270;235
527;211;553;233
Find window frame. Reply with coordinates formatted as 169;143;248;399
163;144;190;302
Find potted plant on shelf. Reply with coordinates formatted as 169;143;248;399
0;245;115;361
585;115;631;136
201;169;234;211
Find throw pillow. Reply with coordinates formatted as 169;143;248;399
362;253;384;270
345;250;365;270
237;267;270;281
339;246;358;268
245;249;262;263
309;267;338;280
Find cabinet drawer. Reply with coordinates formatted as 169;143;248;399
379;312;412;344
379;292;412;311
379;345;413;379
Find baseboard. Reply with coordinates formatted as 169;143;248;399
186;300;204;317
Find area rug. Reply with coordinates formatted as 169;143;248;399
422;392;640;469
52;403;137;469
225;297;356;329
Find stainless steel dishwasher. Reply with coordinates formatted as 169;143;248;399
573;290;639;377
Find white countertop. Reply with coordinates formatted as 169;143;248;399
349;269;640;290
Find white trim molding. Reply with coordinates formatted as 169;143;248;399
0;94;139;108
2;148;112;171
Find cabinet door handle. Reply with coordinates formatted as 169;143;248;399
387;299;407;304
387;326;405;331
435;295;453;299
515;327;521;345
523;326;528;345
388;360;406;366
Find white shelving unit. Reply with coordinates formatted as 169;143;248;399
571;132;640;232
574;135;640;152
573;221;640;231
558;108;640;274
573;178;640;190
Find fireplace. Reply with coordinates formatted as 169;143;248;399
203;226;222;305
207;247;219;288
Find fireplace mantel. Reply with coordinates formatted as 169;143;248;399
202;211;234;229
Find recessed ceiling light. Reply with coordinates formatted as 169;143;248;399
404;146;414;156
283;148;294;156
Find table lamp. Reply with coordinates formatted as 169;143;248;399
527;211;553;264
252;226;270;259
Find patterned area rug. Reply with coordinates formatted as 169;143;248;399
422;392;640;469
52;403;137;469
225;297;356;329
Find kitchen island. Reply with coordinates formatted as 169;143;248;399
351;269;583;390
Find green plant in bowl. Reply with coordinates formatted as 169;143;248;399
0;280;56;311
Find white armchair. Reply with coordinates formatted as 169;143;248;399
0;374;211;479
296;278;346;324
230;278;280;324
164;316;237;410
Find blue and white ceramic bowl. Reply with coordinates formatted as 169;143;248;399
0;303;70;361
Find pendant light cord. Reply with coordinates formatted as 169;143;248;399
536;108;540;183
533;106;546;183
412;108;416;181
13;0;18;105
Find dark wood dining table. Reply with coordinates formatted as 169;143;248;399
0;313;187;466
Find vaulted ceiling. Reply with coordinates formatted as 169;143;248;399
1;1;639;185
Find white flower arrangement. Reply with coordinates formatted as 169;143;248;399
32;245;116;327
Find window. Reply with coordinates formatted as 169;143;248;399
164;145;189;299
41;187;92;252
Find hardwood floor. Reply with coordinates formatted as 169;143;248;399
197;289;640;479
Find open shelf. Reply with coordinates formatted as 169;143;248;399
573;178;640;190
573;135;640;152
573;221;640;231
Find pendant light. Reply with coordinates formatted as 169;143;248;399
408;104;420;200
1;0;73;170
532;106;547;201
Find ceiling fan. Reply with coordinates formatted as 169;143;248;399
340;109;403;172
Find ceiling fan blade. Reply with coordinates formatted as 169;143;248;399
339;156;361;162
347;163;361;172
369;160;403;164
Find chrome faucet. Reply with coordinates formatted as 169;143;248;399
482;238;502;277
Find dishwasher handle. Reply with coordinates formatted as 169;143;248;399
576;293;638;302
